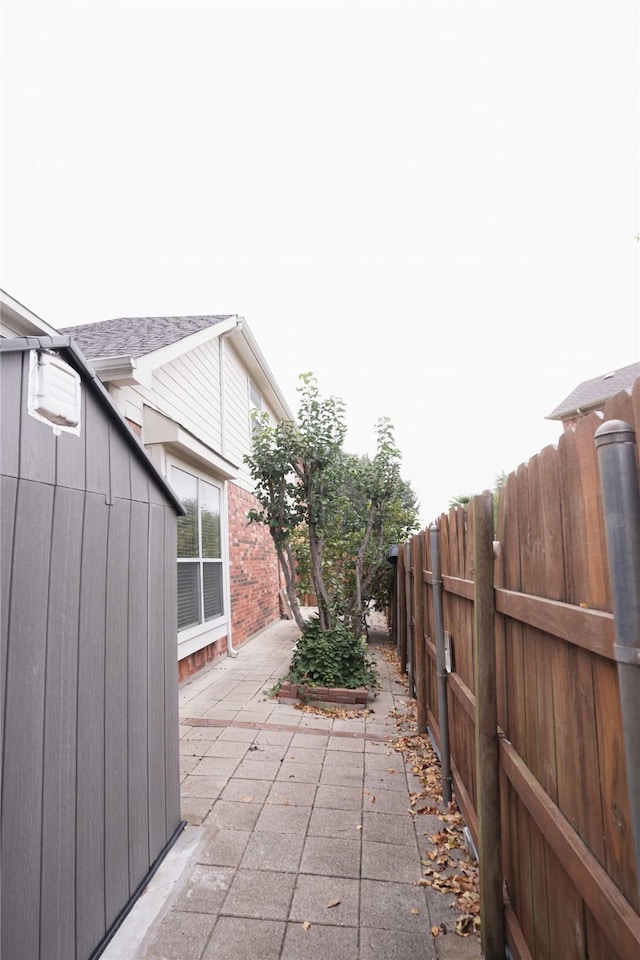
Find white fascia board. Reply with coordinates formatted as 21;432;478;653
0;290;59;338
133;315;241;387
228;318;296;423
144;406;239;478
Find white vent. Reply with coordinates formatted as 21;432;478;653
28;350;82;436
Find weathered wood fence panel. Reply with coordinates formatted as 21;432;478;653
397;379;640;960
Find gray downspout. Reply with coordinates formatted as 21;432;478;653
430;523;452;806
220;329;239;658
594;419;640;901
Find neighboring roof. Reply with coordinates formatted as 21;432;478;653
546;361;640;421
0;336;185;515
1;289;60;338
59;314;233;360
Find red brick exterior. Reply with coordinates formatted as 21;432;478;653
178;637;228;682
228;481;282;648
277;680;368;706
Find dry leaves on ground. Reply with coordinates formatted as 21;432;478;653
385;647;481;940
293;703;372;720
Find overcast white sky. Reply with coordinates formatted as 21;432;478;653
2;0;639;525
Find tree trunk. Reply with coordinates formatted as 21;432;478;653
272;533;306;632
308;524;332;630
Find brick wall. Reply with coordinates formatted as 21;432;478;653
178;636;228;682
228;482;282;647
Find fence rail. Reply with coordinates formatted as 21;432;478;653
395;379;640;960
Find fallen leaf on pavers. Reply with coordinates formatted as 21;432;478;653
248;745;259;751
356;824;363;831
410;908;420;915
455;916;475;937
302;922;311;932
431;926;440;938
239;796;254;803
326;899;341;908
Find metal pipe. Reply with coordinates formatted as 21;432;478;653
430;523;452;805
595;418;640;901
221;479;238;657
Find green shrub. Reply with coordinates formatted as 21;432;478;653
288;616;380;690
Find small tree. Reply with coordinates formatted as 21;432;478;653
244;373;419;641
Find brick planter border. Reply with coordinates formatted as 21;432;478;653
277;679;369;706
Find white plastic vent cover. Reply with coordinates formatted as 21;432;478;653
28;350;82;436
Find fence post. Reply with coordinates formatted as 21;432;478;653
595;419;640;902
412;533;427;733
404;542;414;695
430;523;452;805
397;546;407;670
473;491;504;960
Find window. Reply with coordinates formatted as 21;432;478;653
172;466;224;631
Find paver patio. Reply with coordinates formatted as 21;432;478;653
104;615;482;960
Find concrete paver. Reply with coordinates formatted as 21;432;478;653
105;615;482;960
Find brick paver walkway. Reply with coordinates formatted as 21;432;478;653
106;616;482;960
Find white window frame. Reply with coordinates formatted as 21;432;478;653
168;456;229;653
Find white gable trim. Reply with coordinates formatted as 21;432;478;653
0;290;59;338
134;315;241;385
227;320;295;422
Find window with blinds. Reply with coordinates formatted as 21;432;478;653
172;466;224;631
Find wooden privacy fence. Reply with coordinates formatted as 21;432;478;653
395;380;640;960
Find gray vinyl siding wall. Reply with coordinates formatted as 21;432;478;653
0;346;181;960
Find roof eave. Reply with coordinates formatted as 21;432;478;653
88;354;139;385
229;319;296;423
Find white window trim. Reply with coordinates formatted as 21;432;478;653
167;453;232;658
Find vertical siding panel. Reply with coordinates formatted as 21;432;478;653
1;479;54;960
0;351;22;477
40;486;83;960
104;497;131;928
130;456;150;504
75;493;109;960
20;351;57;484
110;424;132;501
85;391;111;497
128;500;150;890
56;386;86;490
0;475;18;779
164;507;181;833
148;504;167;856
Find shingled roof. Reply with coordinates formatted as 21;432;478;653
59;315;233;360
546;361;640;421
